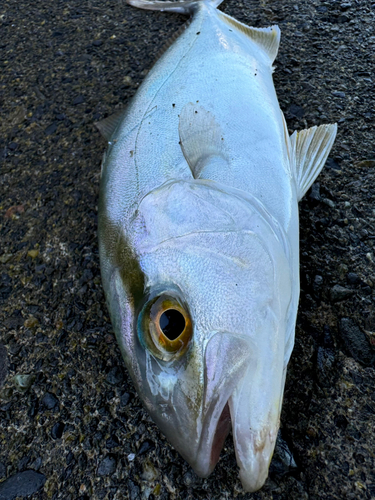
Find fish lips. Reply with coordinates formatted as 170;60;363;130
187;331;282;492
191;331;254;477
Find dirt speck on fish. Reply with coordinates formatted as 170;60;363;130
97;0;337;492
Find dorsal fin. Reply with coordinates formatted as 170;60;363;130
95;109;127;141
290;123;338;200
178;102;228;179
126;0;224;15
219;13;280;63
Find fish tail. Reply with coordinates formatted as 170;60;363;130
126;0;224;15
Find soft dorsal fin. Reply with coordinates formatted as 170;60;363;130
95;109;127;141
219;13;280;63
178;102;228;179
291;123;338;201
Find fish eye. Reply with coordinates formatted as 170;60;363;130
159;309;186;340
138;293;193;361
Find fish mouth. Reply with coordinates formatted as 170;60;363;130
209;401;232;469
188;331;281;492
193;394;279;493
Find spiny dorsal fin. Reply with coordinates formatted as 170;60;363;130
95;109;127;141
179;102;228;179
291;123;338;201
219;13;280;63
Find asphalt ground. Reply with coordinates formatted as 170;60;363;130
0;0;375;499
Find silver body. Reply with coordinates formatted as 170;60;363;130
98;0;336;491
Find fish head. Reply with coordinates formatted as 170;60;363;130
103;180;293;492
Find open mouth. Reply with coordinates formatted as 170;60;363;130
210;401;232;468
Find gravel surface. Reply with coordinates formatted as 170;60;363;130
1;0;374;499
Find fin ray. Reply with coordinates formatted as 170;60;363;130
291;124;338;200
219;13;280;63
95;109;127;141
179;103;228;179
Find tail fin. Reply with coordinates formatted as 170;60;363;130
126;0;224;15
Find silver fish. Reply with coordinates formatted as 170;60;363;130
97;0;337;491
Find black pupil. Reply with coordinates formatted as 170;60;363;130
159;309;186;341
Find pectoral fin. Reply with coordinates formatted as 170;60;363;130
95;109;127;141
178;102;228;179
291;123;337;201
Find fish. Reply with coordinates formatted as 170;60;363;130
97;0;337;492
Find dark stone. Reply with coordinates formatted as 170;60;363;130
30;457;42;471
0;344;8;389
105;366;124;386
41;392;59;410
325;158;341;170
334;414;348;430
72;95;84;105
339;318;375;366
78;452;87;470
127;479;141;500
8;142;18;151
106;435;119;449
97;455;117;476
51;422;65;439
66;451;75;466
309;183;321;202
92;40;103;47
137;440;154;456
44;122;58;135
119;392;130;407
0;470;46;499
270;432;297;476
288;103;305;118
347;272;360;285
330;285;354;302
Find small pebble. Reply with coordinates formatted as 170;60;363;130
0;470;46;499
105;366;124;386
97;456;117;476
322;198;335;209
339;318;375;366
347;272;360;285
138;440;154;456
13;374;35;392
27;249;39;259
330;285;354;302
51;422;65;439
41;392;59;410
